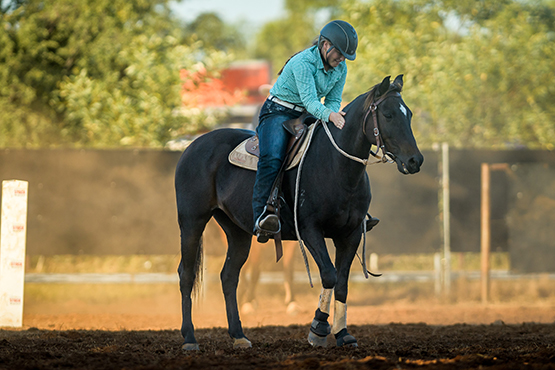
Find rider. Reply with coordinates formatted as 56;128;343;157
252;20;378;242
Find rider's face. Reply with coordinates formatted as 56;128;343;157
322;41;345;69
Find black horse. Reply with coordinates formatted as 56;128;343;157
175;75;423;350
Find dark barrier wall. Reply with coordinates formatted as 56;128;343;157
508;163;555;273
0;149;182;255
364;149;555;257
0;148;440;255
1;148;554;260
448;150;555;253
364;151;440;254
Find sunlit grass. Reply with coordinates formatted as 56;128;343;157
25;252;510;274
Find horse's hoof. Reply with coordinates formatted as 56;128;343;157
241;302;256;314
182;342;200;351
308;331;328;347
233;337;252;349
286;301;301;315
336;334;358;348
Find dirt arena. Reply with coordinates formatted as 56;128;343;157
1;281;554;369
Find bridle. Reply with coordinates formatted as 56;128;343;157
320;89;402;166
362;90;401;164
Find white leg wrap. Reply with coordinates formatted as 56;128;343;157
318;288;333;314
332;300;347;335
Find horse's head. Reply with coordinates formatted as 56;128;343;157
363;75;423;174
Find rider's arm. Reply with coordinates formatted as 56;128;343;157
323;68;347;129
323;68;346;114
291;60;334;121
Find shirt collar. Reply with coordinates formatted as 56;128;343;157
311;45;328;73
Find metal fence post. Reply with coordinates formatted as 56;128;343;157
480;163;491;304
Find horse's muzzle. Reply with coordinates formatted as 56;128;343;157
398;153;423;174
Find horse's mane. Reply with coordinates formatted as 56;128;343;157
362;79;403;112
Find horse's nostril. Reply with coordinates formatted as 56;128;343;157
408;156;422;172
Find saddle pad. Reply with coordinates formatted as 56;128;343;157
228;123;317;171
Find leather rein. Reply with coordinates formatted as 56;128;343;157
322;89;400;166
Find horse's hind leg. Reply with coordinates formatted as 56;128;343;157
282;241;299;314
214;210;253;349
177;208;211;351
240;240;262;314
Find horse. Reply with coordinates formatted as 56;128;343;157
175;74;424;350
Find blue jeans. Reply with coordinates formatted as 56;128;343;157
252;99;303;225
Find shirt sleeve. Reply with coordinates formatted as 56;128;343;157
291;61;334;122
323;67;346;113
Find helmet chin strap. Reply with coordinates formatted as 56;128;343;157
319;36;335;70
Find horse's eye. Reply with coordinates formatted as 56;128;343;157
383;112;392;119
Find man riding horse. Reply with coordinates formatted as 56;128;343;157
253;20;379;243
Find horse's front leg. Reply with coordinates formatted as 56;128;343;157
331;231;363;347
302;233;336;347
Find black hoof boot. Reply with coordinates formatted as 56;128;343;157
308;309;330;347
335;328;358;347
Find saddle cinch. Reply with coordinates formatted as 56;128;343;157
228;114;318;261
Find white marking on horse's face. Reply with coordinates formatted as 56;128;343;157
399;103;407;117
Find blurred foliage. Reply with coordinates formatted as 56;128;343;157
185;12;246;54
0;0;234;148
340;0;555;149
252;0;342;77
253;0;555;149
1;0;554;149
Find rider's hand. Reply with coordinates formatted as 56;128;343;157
329;111;346;130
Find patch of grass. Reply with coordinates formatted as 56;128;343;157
26;252;511;274
27;255;181;274
24;283;178;305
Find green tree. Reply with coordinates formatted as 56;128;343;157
253;0;342;76
341;0;555;149
0;0;232;148
186;12;246;54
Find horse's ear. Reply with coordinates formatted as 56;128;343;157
393;74;404;91
377;76;391;97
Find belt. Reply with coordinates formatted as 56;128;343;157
268;95;305;113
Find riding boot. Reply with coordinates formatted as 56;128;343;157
255;205;281;243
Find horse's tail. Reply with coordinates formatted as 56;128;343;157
177;234;204;299
192;236;204;299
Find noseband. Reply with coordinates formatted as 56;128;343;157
362;91;400;164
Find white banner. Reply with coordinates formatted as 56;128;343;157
0;180;29;327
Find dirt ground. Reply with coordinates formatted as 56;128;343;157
0;284;553;369
1;321;554;369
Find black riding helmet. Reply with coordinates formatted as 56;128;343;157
319;20;358;61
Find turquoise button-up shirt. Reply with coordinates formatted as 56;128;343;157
269;45;347;122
